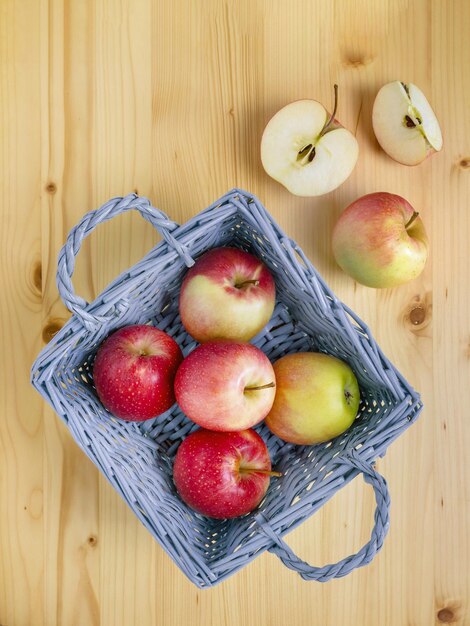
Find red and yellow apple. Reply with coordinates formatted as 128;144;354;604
179;247;275;343
173;428;280;519
175;340;276;431
265;352;360;445
93;325;183;421
332;192;428;288
260;85;359;196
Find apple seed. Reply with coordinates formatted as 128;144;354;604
297;143;313;160
307;147;316;162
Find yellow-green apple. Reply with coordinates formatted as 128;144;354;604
93;325;183;421
332;192;428;288
175;340;276;431
260;85;359;196
265;352;360;445
173;428;280;519
372;81;443;165
179;247;275;343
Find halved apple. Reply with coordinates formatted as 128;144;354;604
372;81;443;166
261;86;359;197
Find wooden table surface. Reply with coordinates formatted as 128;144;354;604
1;1;469;625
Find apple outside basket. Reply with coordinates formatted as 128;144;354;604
31;189;423;588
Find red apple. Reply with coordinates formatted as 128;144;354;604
179;247;276;343
332;192;428;288
93;325;183;421
173;428;280;519
175;341;276;431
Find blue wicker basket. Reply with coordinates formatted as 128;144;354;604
31;189;422;588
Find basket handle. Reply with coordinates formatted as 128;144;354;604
56;193;194;330
255;451;390;582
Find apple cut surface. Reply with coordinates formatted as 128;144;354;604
407;83;443;151
261;99;359;197
372;81;442;166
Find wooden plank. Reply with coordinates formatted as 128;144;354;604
431;2;470;623
0;1;44;625
39;1;100;625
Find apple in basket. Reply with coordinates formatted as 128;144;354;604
332;192;428;288
179;247;276;343
372;81;442;166
260;85;359;196
93;325;183;421
175;340;276;431
265;352;360;445
173;428;281;519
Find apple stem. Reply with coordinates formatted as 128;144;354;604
235;279;259;288
321;83;339;136
297;84;338;165
405;211;419;229
244;381;275;391
239;467;283;477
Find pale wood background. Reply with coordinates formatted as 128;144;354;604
1;1;469;625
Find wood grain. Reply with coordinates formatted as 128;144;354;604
1;0;469;624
